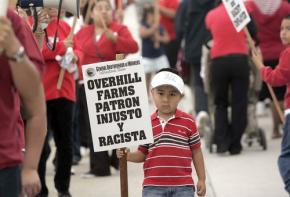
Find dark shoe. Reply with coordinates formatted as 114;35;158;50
80;171;111;179
58;191;72;197
229;145;242;155
35;195;48;197
217;144;228;154
80;172;97;179
229;149;241;155
72;156;81;165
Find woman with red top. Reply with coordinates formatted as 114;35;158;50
74;0;138;177
205;1;250;155
37;8;80;197
246;0;290;139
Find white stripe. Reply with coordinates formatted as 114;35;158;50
145;155;192;161
167;122;192;132
152;124;161;129
149;144;191;150
144;184;194;187
155;133;189;143
144;166;192;170
155;138;189;146
180;116;195;123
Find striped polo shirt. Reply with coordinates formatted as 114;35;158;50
138;109;201;187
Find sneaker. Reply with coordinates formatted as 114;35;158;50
72;156;81;165
256;101;266;116
80;172;97;179
58;191;72;197
196;111;210;137
71;167;75;175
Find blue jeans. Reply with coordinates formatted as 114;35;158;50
0;165;21;197
278;113;290;194
142;186;195;197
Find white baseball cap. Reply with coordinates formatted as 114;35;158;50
151;71;184;94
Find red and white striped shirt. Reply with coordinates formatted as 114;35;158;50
138;109;201;187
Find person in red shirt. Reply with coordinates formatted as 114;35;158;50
37;8;80;197
246;0;290;138
252;14;290;196
0;8;46;197
117;68;206;197
74;0;138;178
205;2;250;155
159;0;180;68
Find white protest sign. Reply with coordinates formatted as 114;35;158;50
0;0;8;16
82;57;153;152
222;0;251;32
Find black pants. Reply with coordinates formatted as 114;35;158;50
79;85;117;176
190;63;208;114
0;166;20;197
164;39;180;69
38;98;74;195
211;55;249;153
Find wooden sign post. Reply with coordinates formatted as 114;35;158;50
115;54;128;197
56;16;78;90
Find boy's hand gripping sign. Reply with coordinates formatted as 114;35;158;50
222;0;251;32
82;57;153;152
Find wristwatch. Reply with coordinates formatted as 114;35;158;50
7;46;26;62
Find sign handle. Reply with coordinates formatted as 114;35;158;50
56;68;66;90
56;16;78;90
120;147;128;197
245;27;285;124
115;54;129;197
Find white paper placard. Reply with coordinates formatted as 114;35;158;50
222;0;251;32
82;57;153;152
0;0;8;16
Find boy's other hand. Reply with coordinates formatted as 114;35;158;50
196;179;206;196
21;167;41;197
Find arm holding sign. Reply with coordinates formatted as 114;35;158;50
0;10;46;197
116;148;146;163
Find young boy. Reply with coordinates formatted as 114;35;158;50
252;15;290;195
117;68;206;197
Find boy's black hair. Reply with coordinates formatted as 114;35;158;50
156;68;180;76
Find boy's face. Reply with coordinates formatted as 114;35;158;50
151;85;183;118
280;18;290;45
